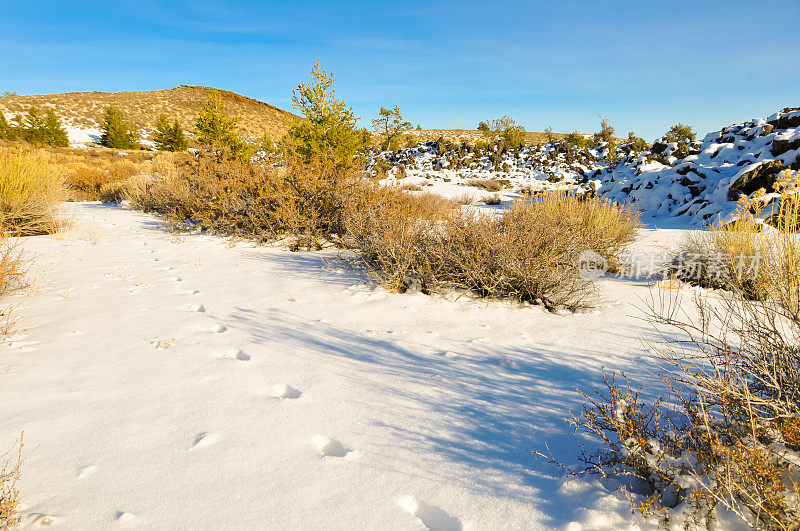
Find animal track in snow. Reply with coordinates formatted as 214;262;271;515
209;323;227;333
190;432;221;450
77;464;98;479
188;303;205;312
269;383;301;399
397;496;462;531
114;511;138;527
223;349;250;361
163;275;182;282
24;513;60;527
184;289;200;296
311;435;350;457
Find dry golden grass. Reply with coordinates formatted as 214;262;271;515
346;189;638;308
466;178;504;192
0;85;298;143
564;172;800;528
1;141;159;201
517;191;641;269
0;433;23;530
0;146;67;235
383;129;568;145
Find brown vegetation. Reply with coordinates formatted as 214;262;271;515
0;85;298;143
560;171;800;528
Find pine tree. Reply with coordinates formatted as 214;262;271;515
195;93;238;147
22;107;47;144
195;93;248;160
101;106;139;149
153;114;187;152
0;113;12;140
43;109;69;147
284;61;366;165
372;106;412;151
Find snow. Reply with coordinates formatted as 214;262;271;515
369;107;800;228
0;202;698;529
65;126;102;146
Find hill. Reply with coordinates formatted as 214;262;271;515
0;85;298;144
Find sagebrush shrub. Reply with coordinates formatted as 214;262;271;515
563;171;800;528
0;147;66;235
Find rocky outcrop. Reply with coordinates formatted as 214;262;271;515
727;160;785;200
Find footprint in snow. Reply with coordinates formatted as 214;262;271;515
269;383;301;399
184;289;200;296
24;513;60;527
188;303;205;313
209;323;227;333
114;511;137;527
77;464;98;479
223;348;250;361
311;435;350;457
397;496;462;531
163;275;182;282
190;432;221;450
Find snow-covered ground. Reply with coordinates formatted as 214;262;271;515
371;108;800;229
1;202;700;529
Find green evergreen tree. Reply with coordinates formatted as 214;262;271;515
22;107;47;144
0;112;13;140
153;114;187;152
284;61;366;165
664;123;696;144
43;109;69;147
101;106;139;149
372;106;412;151
195;93;239;147
195;93;249;160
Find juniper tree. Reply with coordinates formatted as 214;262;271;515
478;115;525;149
284;61;366;165
664;123;696;143
0;112;14;140
101;106;139;149
372;106;411;151
153;114;187;152
195;93;248;160
22;107;47;144
594;115;615;143
43;109;69;147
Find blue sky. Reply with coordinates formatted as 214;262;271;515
2;0;798;139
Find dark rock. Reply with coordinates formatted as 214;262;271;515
651;141;668;154
771;137;800;157
767;108;800;130
727;160;785;200
679;176;699;186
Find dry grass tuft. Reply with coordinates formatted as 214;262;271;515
466;178;504;192
558;171;800;528
0;433;24;530
346;190;638;308
0;146;67;235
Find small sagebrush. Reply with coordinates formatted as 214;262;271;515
346;191;638;309
0;147;66;235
